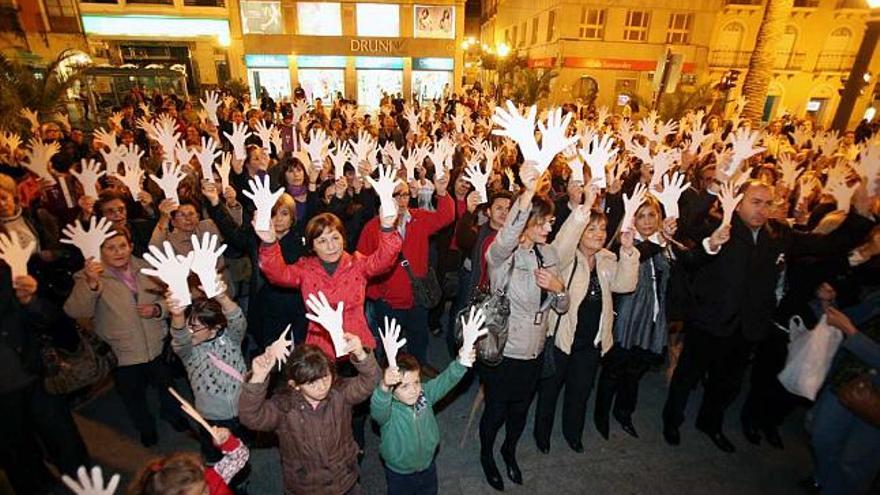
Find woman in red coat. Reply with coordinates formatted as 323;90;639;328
256;211;402;358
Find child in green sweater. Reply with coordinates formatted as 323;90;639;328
370;311;486;495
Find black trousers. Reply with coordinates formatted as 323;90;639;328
479;357;541;459
595;346;655;423
663;328;753;434
534;345;601;446
114;356;182;436
741;326;797;431
0;382;90;495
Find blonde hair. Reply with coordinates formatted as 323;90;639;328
271;193;296;220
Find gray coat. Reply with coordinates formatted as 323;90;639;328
486;198;570;360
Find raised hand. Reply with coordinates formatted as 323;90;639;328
20;107;40;133
254;120;275;152
778;154;802;189
149;161;186;204
304;291;346;357
458;306;488;367
113;144;145;199
403;107;420;133
657;119;678;140
195;137;221;181
223;122;252;160
628;139;653;165
141;241;194;306
303;128;331;165
174;141;194;167
200;90;221;125
242;174;283;231
816;130;840;157
108;111;124;130
269;126;283;155
92;128;117;151
564;146;585;184
462;158;490;203
620;183;648;232
215;152;233;193
491;101;540;162
579;134;619;190
379;316;406;370
153;116;181;162
61;466;120;495
365;162;402;222
718;181;744;227
139;102;152;118
71;159;106;198
728;128;765;174
650;148;679;189
23;138;60;184
0;232;35;278
329;142;351;179
825;177;858;212
536;107;578;173
189;232;227;297
267;324;294;371
61;217;115;260
349;130;377;171
382;141;404;168
653;171;690;219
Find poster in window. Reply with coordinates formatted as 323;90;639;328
414;5;454;39
240;1;283;35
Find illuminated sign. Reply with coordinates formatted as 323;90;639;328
245;54;289;68
81;15;230;44
350;39;405;54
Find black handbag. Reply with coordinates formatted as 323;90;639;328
42;326;117;395
541;256;577;379
399;253;442;309
455;259;515;366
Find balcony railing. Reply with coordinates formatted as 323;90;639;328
775;52;805;71
708;50;750;68
815;51;856;71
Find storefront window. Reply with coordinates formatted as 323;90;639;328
412;58;453;102
297;55;347;103
356;3;399;37
240;1;283;34
357;66;403;110
297;2;341;36
246;55;291;101
414;5;455;39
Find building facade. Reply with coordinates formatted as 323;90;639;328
482;0;880;128
1;0;90;64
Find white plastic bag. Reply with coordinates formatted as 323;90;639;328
777;314;843;401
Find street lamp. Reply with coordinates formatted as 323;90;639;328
831;0;880;130
496;43;511;58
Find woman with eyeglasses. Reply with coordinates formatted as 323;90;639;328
64;226;187;446
166;278;250;474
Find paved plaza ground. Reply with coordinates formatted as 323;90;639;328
74;337;817;495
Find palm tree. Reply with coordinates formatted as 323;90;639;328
513;69;558;106
659;82;716;120
0;50;85;130
739;0;793;122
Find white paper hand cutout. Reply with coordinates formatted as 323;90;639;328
462;158;490;204
305;291;346;357
304;128;331;164
254;120;275;152
242;174;283;232
113;144;145;199
0;232;34;278
61;466;120;495
223;122;252;160
718;181;744;227
71;159;106;198
200;90;221;126
61;217;114;261
379;316;406;370
215;152;233;194
825;177;857;212
535;107;578;173
621;183;648;233
458;306;488;367
348;130;377;171
579;134;619;189
195;137;221;181
778;154;802;189
20;107;40;132
149;161;185;204
329;142;352;179
23;138;60;184
141;241;195;307
492;101;540;162
267;324;294;371
653;171;691;219
190;232;227;298
365;162;402;220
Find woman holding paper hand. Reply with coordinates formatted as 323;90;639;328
63;225;187;446
256;196;402;359
167;279;249;465
534;186;639;453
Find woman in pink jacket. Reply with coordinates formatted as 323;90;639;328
256;211;401;358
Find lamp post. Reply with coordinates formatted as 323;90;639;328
831;0;880;131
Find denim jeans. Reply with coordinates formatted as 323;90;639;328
385;461;438;495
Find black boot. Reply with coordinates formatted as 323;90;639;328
480;454;504;491
500;448;522;485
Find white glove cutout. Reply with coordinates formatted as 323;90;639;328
653;171;691;219
492;101;540;161
536;108;578;173
620;183;648;233
379;316;406;370
196;137;221;181
141;241;195;307
329;142;352;179
113;147;145;200
71;159;105;198
61;217;115;261
305;291;346;357
215;152;233;194
458;306;488;367
579;134;619;189
304;128;331;165
149;161;186;204
242;174;283;232
0;232;35;278
61;466;120;495
268;324;294;371
463;159;490;203
23;138;60;184
200;90;221;126
190;232;227;298
254;121;275;152
223;122;252;160
718;181;744;227
365;162;402;221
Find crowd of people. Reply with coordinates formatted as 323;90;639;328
0;83;879;495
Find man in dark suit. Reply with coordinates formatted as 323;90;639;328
662;179;874;453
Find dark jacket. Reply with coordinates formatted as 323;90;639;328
238;352;380;495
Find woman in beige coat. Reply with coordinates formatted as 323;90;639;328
533;197;639;454
64;226;185;446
